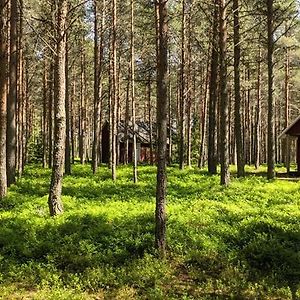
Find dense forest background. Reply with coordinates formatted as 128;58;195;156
1;0;300;183
0;0;300;298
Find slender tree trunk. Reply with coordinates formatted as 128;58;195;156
71;68;75;164
284;45;290;173
254;48;261;169
7;0;17;186
267;0;275;179
79;43;86;164
186;1;192;168
48;0;67;216
92;0;102;174
16;0;23;176
208;0;218;175
219;0;230;185
124;69;130;164
199;58;209;168
65;32;71;175
233;0;244;177
0;0;7;198
168;77;172;165
148;75;154;165
42;59;48;168
179;0;186;170
111;0;117;180
48;62;54;168
131;0;138;182
155;0;168;256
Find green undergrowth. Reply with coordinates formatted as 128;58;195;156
0;164;299;299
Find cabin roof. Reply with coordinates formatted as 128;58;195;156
279;116;300;139
103;120;177;144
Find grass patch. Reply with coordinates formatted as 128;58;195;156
0;164;299;299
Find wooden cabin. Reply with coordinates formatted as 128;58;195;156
101;121;167;164
279;116;300;174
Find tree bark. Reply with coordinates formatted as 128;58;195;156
148;74;154;165
42;59;48;168
131;0;138;183
267;0;275;179
208;0;218;175
65;32;71;175
0;0;7;198
254;48;261;169
233;0;244;177
111;0;117;180
219;0;230;186
48;0;67;216
48;62;54;168
155;0;168;256
284;44;290;173
7;0;17;186
179;0;186;170
92;0;103;174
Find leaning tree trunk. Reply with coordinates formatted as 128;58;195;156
7;0;17;186
48;0;67;216
267;0;275;179
155;0;168;256
0;0;7;198
233;0;244;177
219;0;230;186
208;0;218;175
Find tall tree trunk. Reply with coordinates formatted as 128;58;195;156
79;43;86;164
71;69;76;164
254;48;261;169
42;59;48;168
267;0;275;179
131;0;138;182
233;0;244;177
7;0;17;186
16;0;24;176
48;62;54;168
111;0;117;180
92;0;101;173
284;44;290;173
198;58;209;169
186;1;192;168
0;0;7;198
179;0;186;170
219;0;230;185
155;0;168;256
65;32;71;175
148;74;154;165
168;76;172;165
208;0;218;175
48;0;67;216
124;68;130;164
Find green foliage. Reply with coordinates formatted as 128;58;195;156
0;164;299;299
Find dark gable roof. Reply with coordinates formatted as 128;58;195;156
279;116;300;139
118;121;153;144
102;120;176;144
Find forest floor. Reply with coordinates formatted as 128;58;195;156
0;164;299;299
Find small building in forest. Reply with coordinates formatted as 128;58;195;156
101;121;174;164
279;116;300;174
